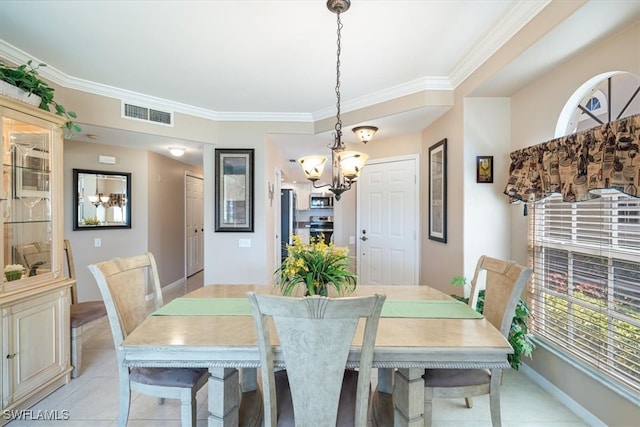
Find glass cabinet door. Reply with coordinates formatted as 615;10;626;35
2;113;53;289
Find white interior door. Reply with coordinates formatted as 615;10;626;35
357;155;419;285
186;173;204;276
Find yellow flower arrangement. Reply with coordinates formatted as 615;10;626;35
83;216;100;226
275;234;356;296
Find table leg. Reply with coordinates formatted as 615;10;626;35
240;367;257;392
393;368;425;427
239;368;263;427
208;367;239;427
371;368;394;427
377;368;393;394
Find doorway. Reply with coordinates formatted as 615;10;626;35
356;155;420;285
185;172;204;276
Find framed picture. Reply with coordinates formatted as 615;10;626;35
428;138;447;243
215;149;254;232
11;132;50;199
476;155;494;183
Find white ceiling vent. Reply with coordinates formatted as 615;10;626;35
122;102;173;126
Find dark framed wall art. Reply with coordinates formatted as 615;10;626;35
215;149;254;232
428;138;447;243
476;155;494;183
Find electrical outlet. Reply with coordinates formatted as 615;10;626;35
239;239;251;248
94;238;102;248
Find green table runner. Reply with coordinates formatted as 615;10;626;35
153;297;483;319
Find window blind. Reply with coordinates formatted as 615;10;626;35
529;190;640;393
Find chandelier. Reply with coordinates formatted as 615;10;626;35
298;0;377;201
87;176;110;207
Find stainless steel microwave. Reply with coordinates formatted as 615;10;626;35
309;194;334;209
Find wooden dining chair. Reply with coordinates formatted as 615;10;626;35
423;255;533;426
247;292;386;427
88;252;208;427
63;239;108;378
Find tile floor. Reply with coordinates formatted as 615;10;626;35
6;272;589;426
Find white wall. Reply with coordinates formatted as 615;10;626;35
462;98;512;279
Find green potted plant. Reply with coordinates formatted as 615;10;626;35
0;60;80;137
275;234;356;296
450;275;535;370
4;264;25;282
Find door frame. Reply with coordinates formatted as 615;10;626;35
274;167;283;269
356;154;421;284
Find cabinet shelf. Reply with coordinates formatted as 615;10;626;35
4;219;51;225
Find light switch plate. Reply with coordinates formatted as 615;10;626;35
239;239;251;248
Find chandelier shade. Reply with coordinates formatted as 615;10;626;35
338;151;368;181
298;155;327;181
352;126;378;144
297;0;376;200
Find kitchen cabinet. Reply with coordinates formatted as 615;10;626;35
2;285;70;411
0;95;73;423
294;183;311;211
295;227;310;244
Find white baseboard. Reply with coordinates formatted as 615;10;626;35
520;363;606;427
145;278;186;302
162;278;186;294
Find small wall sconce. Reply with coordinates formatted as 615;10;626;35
268;182;274;206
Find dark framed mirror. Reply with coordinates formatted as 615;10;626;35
73;169;131;230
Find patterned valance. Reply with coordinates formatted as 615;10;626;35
504;113;640;202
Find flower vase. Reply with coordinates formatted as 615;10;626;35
306;283;329;297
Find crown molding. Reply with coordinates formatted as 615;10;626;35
448;0;551;88
312;76;454;121
1;0;546;125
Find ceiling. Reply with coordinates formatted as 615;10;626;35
1;1;639;181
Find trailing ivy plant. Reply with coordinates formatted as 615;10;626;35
0;60;81;137
450;275;535;370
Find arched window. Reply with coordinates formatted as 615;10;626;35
579;89;607;123
555;71;640;137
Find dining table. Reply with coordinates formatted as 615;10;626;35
120;284;512;427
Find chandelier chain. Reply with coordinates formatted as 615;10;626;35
334;10;343;137
297;0;371;201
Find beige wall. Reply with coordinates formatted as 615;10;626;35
420;107;464;295
147;151;203;286
63;139;149;302
64;140;203;301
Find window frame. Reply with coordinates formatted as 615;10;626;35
528;191;640;394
